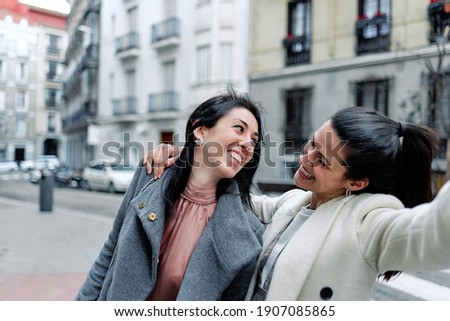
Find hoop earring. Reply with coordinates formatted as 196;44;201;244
195;137;204;146
345;189;351;197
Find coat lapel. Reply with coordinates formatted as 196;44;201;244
133;173;168;264
266;196;347;300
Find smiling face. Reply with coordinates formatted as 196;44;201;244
191;107;260;186
293;120;354;208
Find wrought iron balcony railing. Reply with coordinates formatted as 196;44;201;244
115;32;140;54
355;14;391;55
151;17;180;44
282;34;311;66
148;91;179;113
112;97;138;115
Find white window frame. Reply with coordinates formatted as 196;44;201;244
15;118;27;138
196;45;210;83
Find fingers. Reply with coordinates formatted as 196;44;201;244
143;143;182;179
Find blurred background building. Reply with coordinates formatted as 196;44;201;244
1;0;450;191
250;0;450;192
0;0;67;166
62;0;251;168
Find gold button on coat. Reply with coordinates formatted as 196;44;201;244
139;202;145;209
148;213;157;221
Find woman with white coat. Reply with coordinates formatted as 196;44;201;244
145;106;450;301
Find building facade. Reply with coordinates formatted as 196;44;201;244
250;0;450;189
62;0;100;169
86;0;251;168
0;0;67;165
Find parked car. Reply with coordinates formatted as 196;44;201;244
29;166;84;187
19;160;35;171
82;161;135;193
0;161;19;174
34;155;60;170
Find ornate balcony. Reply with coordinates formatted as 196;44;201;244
428;1;450;43
82;44;98;70
115;32;140;60
62;99;97;132
112;97;138;115
355;14;391;55
282;34;311;66
151;17;181;49
148;91;179;113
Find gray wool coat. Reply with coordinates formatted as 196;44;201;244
75;165;264;301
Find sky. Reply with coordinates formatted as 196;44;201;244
19;0;70;14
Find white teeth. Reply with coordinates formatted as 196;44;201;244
229;151;242;164
300;166;314;179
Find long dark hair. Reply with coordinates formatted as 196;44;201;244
330;107;439;280
164;86;264;219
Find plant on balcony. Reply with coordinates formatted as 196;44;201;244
357;13;368;21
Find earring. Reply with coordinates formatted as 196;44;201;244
345;190;352;197
195;137;204;145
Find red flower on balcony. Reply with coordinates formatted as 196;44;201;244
358;13;368;20
373;11;386;17
287;33;294;39
430;0;442;3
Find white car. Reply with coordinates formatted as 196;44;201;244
0;161;19;174
82;161;135;193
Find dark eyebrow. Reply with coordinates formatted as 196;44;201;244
234;118;260;139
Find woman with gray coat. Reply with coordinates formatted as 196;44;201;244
75;88;265;300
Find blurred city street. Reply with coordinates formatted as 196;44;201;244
1;174;450;301
0;174;117;300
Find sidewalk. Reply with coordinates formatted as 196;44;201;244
0;196;113;300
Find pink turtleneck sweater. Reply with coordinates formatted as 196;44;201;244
148;180;217;300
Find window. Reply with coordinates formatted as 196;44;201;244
0;117;4;136
0;34;5;53
0;59;5;80
0;91;5;112
220;43;232;80
16;91;28;111
289;0;311;37
284;87;312;153
284;0;311;66
48;114;56;133
46;88;61;108
46;61;61;81
355;79;390;115
128;7;138;32
428;1;450;43
196;46;210;83
164;0;177;17
16;62;28;82
163;61;175;90
126;70;136;113
356;0;391;55
358;0;390;19
126;70;135;97
428;72;450;132
47;34;61;55
15;118;27;138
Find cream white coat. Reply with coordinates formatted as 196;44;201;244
245;181;450;301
